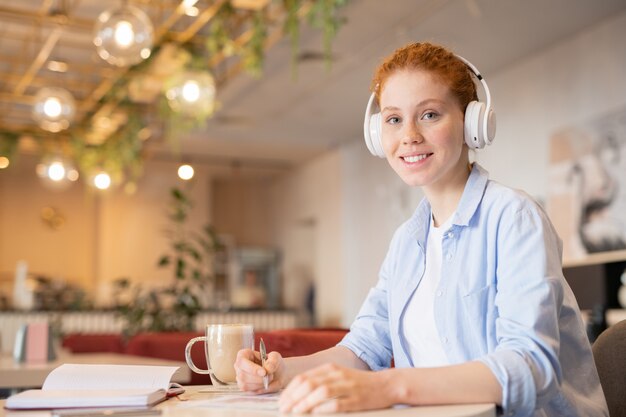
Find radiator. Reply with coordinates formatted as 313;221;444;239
0;310;299;353
194;311;298;330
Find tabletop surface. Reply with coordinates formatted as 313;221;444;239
1;386;496;417
0;352;191;389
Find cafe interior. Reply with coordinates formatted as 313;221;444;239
1;0;626;405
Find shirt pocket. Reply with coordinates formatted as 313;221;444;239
460;284;492;354
461;285;491;317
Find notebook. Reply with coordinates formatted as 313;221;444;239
5;364;183;410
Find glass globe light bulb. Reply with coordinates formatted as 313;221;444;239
182;81;200;103
94;5;153;67
94;172;112;190
178;164;194;180
47;162;66;182
32;87;76;132
114;21;135;49
165;71;216;117
36;156;78;190
43;97;62;118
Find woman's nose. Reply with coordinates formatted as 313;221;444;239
402;123;423;145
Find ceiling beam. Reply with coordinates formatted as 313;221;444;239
0;53;114;76
176;0;228;44
0;70;100;93
0;5;93;31
0;92;36;106
13;27;63;95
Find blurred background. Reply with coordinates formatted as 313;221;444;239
1;0;626;344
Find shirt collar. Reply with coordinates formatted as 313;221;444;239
407;163;490;245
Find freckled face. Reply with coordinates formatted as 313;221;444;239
380;69;467;189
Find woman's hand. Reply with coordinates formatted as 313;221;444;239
278;363;395;414
234;348;286;394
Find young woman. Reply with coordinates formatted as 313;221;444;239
234;42;608;416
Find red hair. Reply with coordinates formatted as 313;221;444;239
372;42;477;111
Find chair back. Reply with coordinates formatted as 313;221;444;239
592;319;626;417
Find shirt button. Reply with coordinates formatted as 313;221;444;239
436;290;443;297
447;232;454;239
446;253;453;261
443;337;449;344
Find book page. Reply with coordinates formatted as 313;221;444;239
42;364;178;391
6;389;166;409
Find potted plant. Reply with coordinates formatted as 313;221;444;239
113;187;224;337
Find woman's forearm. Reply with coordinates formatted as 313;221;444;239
281;349;501;408
387;361;502;406
282;345;369;385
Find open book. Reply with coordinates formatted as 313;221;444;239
6;364;183;410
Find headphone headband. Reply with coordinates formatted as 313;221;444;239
454;55;494;146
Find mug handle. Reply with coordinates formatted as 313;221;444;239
185;336;212;375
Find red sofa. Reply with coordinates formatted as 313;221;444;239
62;328;349;385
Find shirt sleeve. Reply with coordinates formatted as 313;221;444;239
477;201;566;417
338;229;399;371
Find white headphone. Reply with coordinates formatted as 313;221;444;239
363;54;496;158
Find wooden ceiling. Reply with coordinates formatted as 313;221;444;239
0;0;308;143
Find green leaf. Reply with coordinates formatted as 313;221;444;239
173;241;187;252
241;11;268;77
192;269;201;281
187;247;201;261
171;188;184;201
176;258;186;280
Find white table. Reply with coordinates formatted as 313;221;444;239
0;352;191;389
0;385;496;417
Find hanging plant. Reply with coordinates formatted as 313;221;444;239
71;111;144;188
307;0;348;68
3;0;351;190
241;10;269;77
205;3;239;58
283;0;302;75
205;0;349;78
0;131;20;166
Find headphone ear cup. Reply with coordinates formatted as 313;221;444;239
484;108;496;146
369;112;385;158
464;100;486;149
364;93;385;158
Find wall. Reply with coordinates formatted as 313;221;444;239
95;159;212;305
0;154;96;293
475;11;626;201
340;142;423;325
0;156;212;307
211;178;274;247
268;151;343;326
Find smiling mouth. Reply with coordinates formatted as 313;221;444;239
402;153;432;163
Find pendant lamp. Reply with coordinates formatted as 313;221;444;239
93;4;154;67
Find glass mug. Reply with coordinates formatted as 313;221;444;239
185;323;254;385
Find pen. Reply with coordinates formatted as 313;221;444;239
260;337;269;390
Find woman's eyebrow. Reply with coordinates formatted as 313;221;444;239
381;98;446;113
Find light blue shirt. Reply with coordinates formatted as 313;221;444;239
339;164;608;417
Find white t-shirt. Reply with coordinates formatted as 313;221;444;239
402;214;452;367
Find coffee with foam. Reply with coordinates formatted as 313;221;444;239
185;323;254;385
